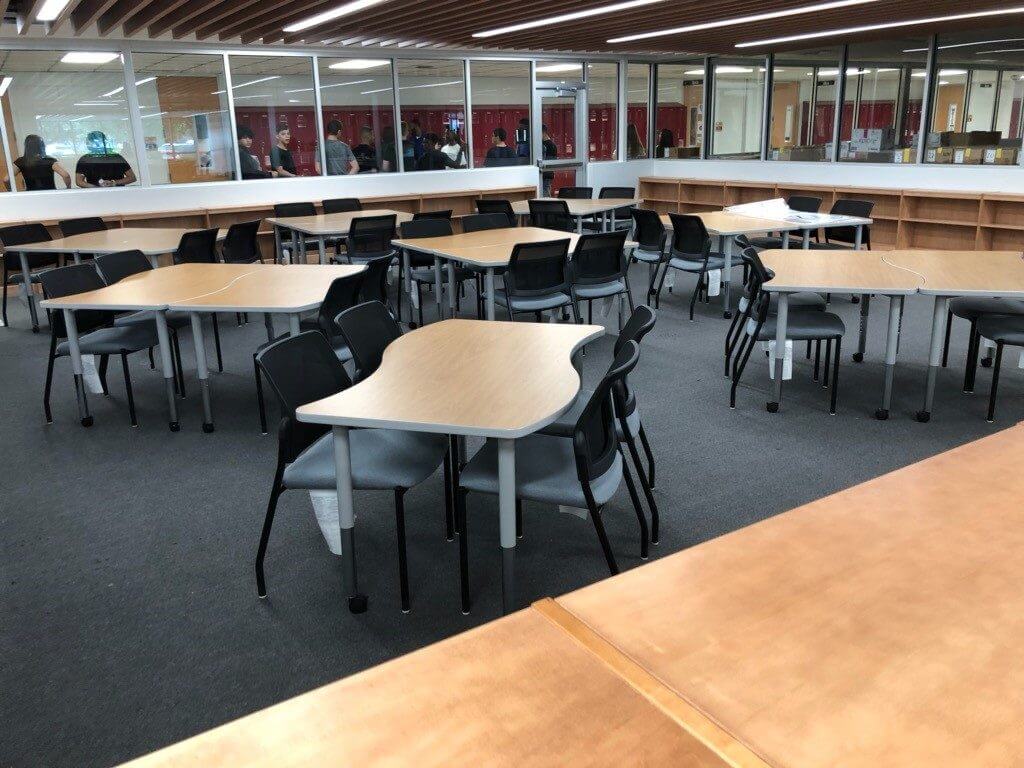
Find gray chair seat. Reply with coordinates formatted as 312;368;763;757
114;309;190;330
283;429;448;492
494;289;572;312
460;433;623;509
977;314;1024;346
950;297;1024;321
575;279;627;299
755;311;845;341
748;235;805;250
540;390;641;440
768;291;826;313
338;249;397;265
669;253;734;272
56;323;160;356
631;247;663;264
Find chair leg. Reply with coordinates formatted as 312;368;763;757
456;488;470;614
963;321;980;393
688;269;705;321
443;447;454;541
515;499;523;539
619;449;649;560
255;462;286;598
987;342;1004;422
120;351;137;427
941;309;953;367
823;339;832;388
148;346;155;369
587;501;619;575
417;284;424;328
625;432;659;543
98;354;110;395
569;299;582;325
43;331;57;423
254;355;268;435
636;421;656;491
172;330;186;398
394;488;411;613
1;269;8;328
730;331;758;408
806;340;812;360
829;338;841;415
813;339;821;381
211;314;223;373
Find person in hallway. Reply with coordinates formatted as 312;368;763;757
75;131;136;188
380;125;397;172
440;129;467;168
627;123;646;159
409;120;425;160
484;127;518;167
352;125;378;173
237;125;274;179
270;125;297;177
656;128;675;158
415;133;459;171
402;122;416;167
316;120;359;176
516;117;530;158
3;134;71;191
541;124;558;196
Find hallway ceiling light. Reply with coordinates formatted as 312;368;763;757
975;48;1024;54
283;0;388;33
608;0;874;44
474;0;663;39
60;52;119;64
904;38;1024;53
37;0;72;21
101;76;156;99
910;69;966;77
536;64;582;73
329;59;390;70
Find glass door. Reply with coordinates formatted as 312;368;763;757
534;65;587;196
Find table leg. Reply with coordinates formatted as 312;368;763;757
333;426;367;613
854;225;863;250
317;236;326;266
433;256;444;321
289;231;299;265
62;308;92;426
264;313;275;342
299;235;308;265
802;229;810;249
782;234;789;250
19;253;40;331
877;295;903;421
485;268;496;321
403;250;413;320
854;293;870;362
916;296;950;423
289;313;301;336
447;262;457;317
498;437;516;615
190;312;215;433
72;250;82;265
576;216;583;234
153;311;180;432
721;235;733;319
610;210;616;231
769;294;788;413
274;225;283;264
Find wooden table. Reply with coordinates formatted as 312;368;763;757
881;250;1024;422
296;319;603;615
511;197;639;233
760;249;922;418
5;227;226;331
392;227;579;321
266;209;412;265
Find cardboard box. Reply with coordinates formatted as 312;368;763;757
926;147;954;164
950;131;1001;147
790;145;826;161
865;149;913;163
849;128;896;152
999;138;1023;149
953;147;986;164
984;147;1019;165
927;131;954;148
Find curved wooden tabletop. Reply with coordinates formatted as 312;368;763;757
13;227;227;256
511;198;640;216
882;249;1024;297
760;249;923;294
296;318;603;437
171;264;365;313
393;226;577;257
265;209;412;235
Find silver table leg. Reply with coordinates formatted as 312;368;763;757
576;216;583;234
916;296;950;423
403;250;413;320
274;226;283;264
71;249;82;265
485;268;496;321
802;229;810;249
289;313;301;336
190;312;215;432
447;261;457;317
854;293;871;362
721;235;733;319
877;295;903;421
264;313;275;343
317;235;326;265
782;233;790;250
153;310;180;431
433;256;444;321
19;252;40;331
333;426;367;613
290;230;299;265
769;293;788;413
854;224;864;250
62;308;92;426
498;437;516;615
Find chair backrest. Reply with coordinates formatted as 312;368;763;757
357;254;394;308
222;220;262;264
475;199;516;226
322;198;362;214
613;305;656;417
787;195;822;214
528;199;574;232
630;209;667;254
413;210;452;220
0;223;57;271
599;187;635;200
315;272;365;341
335;300;402;382
38;264;114;337
572;230;628;286
507;239;572;298
827;198;874;245
400;218;453;239
462;213;510;233
255;331;353;463
667;213;711;261
58;217;107;237
741;247;775;323
274;202;317;218
573;341;640;488
558;187;593;199
94;250;152;285
346;214;397;258
174;228;220;264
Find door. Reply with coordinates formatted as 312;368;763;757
533;81;587;197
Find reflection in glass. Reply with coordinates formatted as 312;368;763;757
626;63;650;159
587;62;617;161
654;62;704;158
395;59;467;172
768;48;842;162
710;59;765;159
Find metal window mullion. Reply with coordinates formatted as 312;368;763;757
530;59;542;184
760;53;773;161
962;69;974;131
223;54;244;181
0;92;17;193
807;66;819;151
121;48;151;187
916;34;938;164
311;55;327;177
991;68;1003;133
463;58;474;168
391;59;403;174
648;63;657;158
702;56;713;159
830;45;848;163
616;58;627;163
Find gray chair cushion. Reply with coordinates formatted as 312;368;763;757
575;279;627;299
283;429;448;492
755;311;845;341
977;314;1024;346
494;290;572;312
669;254;736;272
56;323;160;356
114;309;190;330
950;297;1024;322
631;248;663;264
460;433;622;509
739;291;825;314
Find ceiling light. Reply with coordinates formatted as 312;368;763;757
211;76;280;95
714;66;754;74
135;76;156;87
736;6;1024;48
399;80;462;90
939;80;949;85
37;0;72;21
328;59;390;70
283;0;388;33
101;75;156;99
905;38;1024;53
74;101;120;106
536;64;582;73
683;69;705;75
910;69;966;78
361;88;391;94
475;0;663;39
608;0;875;43
61;52;119;65
142;111;168;119
976;48;1024;54
231;94;271;101
0;77;11;97
70;115;95;121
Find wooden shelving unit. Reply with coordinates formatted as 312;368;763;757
638;175;1024;252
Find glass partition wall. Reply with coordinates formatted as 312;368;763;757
709;58;766;159
318;57;395;174
626;63;651;159
654;62;704;158
768;48;843;162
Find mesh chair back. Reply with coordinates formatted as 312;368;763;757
475;199;516;226
630;209;667;254
558;187;593;199
742;248;775;323
462;213;510;233
507;239;571;298
827;199;874;245
315;273;365;341
58;217;107;237
400;219;453;269
322;198;362;214
222;220;262;263
274;202;316;218
346;214;397;259
95;250;151;285
357;254;394;307
256;331;352;463
613;305;656;416
528;199;574;232
787;195;822;213
38;264;114;337
335;300;402;381
667;213;711;261
413;210;452;220
174;228;220;264
572;231;628;287
1;223;57;272
599;187;635;199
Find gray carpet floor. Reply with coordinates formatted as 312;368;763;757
2;266;1021;767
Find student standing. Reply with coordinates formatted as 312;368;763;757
270;125;297;177
237;125;274;179
75;131;136;188
541;125;558;196
415;133;458;171
352;126;378;173
3;134;71;191
440;129;467;168
484;127;518;167
316;120;359;176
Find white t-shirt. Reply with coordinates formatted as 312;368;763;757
441;143;467;167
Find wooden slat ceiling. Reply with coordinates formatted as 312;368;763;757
2;0;1023;56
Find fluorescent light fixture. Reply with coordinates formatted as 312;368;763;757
939;80;949;85
230;93;271;101
475;0;662;39
904;38;1024;53
284;79;373;94
683;69;705;75
714;66;753;74
283;0;387;33
976;48;1024;54
328;59;390;70
399;80;462;90
141;111;168;119
736;6;1024;48
70;115;95;121
361;88;391;94
536;64;582;73
101;76;155;99
37;0;73;21
0;77;11;97
74;101;120;106
135;76;156;87
289;99;299;103
212;76;280;95
61;52;119;65
817;67;871;76
910;69;967;78
608;0;874;43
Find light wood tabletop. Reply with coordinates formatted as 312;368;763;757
13;227;227;256
660;211;803;235
296;318;603;437
393;225;577;256
266;209;412;235
511;197;640;216
170;264;364;313
554;423;1024;768
120;608;731;768
760;249;923;294
882;249;1024;297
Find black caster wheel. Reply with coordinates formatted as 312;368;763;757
169;421;181;432
853;352;864;363
981;358;993;368
915;410;931;423
723;310;733;319
202;422;215;433
348;594;368;614
851;296;860;304
80;416;94;427
963;388;974;395
875;408;889;420
766;401;779;413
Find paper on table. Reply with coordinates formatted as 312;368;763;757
725;197;790;220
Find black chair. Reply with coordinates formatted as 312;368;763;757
475;199;516;227
528;199;575;232
462;213;511;233
221;220;262;264
942;298;1024;375
413;210;452;220
653;214;729;319
809;199;873;250
557;187;593;199
584;187;636;232
356;254;397;315
39;264;161;427
254;330;450;611
340;214;397;266
172;228;223;371
58;217;107;237
1;223;57;331
335;300;403;383
496;239;580;323
730;250;846;414
322;198;362;214
398;218;475;326
456;341;649;612
974;314;1024;422
748;195;821;249
571;230;634;327
629;208;669;295
274;202;317;263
